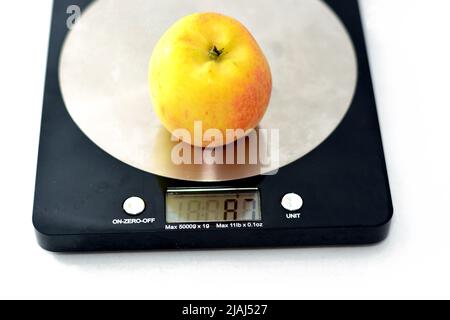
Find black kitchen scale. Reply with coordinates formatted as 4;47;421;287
33;0;393;252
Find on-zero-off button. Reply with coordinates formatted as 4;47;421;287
123;197;146;216
281;193;304;212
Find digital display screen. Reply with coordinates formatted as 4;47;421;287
166;188;261;223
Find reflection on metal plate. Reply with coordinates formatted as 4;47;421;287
59;0;357;181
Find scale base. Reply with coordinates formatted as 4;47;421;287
33;0;393;252
35;224;391;252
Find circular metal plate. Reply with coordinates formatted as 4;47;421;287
59;0;357;182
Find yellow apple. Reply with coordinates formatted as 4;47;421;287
149;12;272;147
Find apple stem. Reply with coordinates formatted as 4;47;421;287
209;46;224;60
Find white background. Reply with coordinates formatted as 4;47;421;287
0;0;449;300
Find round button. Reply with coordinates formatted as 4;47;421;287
123;197;146;216
281;193;304;211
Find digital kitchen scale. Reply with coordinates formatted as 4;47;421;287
33;0;393;252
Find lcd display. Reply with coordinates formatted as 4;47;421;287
166;188;261;223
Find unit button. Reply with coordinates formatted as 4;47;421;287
123;197;146;216
281;193;304;212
